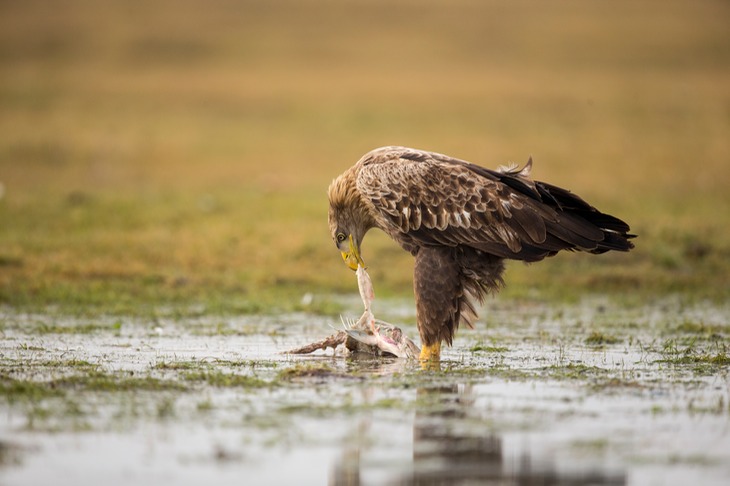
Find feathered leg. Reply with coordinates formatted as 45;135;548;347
414;247;505;362
413;247;462;362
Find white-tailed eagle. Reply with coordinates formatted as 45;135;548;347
328;146;635;361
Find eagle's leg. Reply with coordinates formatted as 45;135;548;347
419;341;441;362
413;247;462;363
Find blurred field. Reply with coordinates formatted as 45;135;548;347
1;0;729;314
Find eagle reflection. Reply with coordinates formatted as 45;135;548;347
330;383;626;486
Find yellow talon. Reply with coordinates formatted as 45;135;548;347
419;341;441;362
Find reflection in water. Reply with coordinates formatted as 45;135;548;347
409;385;502;484
330;368;626;486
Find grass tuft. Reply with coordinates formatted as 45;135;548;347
585;331;622;346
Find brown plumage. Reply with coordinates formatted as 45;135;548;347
328;146;635;360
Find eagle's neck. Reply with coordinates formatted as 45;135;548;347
328;168;377;233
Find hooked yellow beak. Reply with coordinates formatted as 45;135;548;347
340;234;365;271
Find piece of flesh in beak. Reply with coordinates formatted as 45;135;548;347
341;234;365;271
356;266;374;314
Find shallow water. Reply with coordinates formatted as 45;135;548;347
1;299;729;485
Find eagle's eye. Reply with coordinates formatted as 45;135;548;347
336;233;346;243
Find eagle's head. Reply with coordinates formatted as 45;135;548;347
328;169;374;271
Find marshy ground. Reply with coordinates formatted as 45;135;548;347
2;296;729;485
1;0;729;484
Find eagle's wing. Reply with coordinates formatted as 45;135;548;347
356;147;632;262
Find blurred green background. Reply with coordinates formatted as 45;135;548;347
1;0;728;315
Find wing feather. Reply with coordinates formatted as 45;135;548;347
355;147;634;261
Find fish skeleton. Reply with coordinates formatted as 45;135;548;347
344;265;420;359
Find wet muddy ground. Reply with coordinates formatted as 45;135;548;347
1;297;729;485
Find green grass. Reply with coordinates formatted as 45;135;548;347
585;331;622;346
1;0;729;315
53;371;186;392
0;371;185;404
181;370;269;388
653;338;730;374
470;343;509;354
276;363;339;381
0;377;65;403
